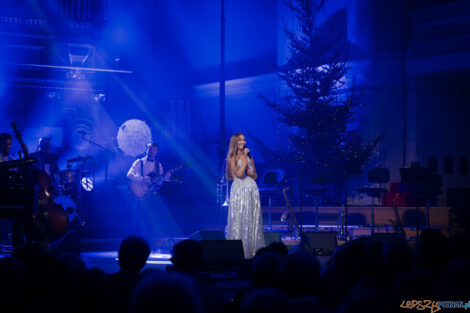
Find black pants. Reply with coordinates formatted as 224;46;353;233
132;193;175;238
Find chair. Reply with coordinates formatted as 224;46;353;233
304;170;331;231
259;169;285;230
400;166;442;238
357;167;390;234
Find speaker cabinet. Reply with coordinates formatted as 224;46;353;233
189;231;226;241
199;240;245;271
300;231;337;256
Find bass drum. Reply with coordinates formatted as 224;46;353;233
54;196;77;224
45;195;78;241
44;203;69;241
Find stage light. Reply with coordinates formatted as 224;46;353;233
81;177;93;191
66;69;85;80
94;93;106;102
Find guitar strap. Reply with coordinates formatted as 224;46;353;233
140;158;159;178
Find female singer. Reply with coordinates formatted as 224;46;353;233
226;133;264;258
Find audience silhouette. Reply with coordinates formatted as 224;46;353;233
0;229;468;313
109;236;151;313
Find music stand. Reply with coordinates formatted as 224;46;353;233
305;170;331;231
259;169;285;231
342;159;362;241
296;160;318;233
400;166;441;239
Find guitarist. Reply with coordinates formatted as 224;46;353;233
127;142;171;195
126;142;172;237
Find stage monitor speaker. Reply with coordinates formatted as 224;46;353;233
189;231;226;241
300;231;337;256
370;232;406;243
200;240;245;271
447;188;470;227
264;231;282;246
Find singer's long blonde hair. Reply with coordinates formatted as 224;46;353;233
226;132;243;181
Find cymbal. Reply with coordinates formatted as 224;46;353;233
67;156;93;163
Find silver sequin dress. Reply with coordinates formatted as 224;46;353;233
226;159;265;259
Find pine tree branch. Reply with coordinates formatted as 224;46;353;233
260;0;383;185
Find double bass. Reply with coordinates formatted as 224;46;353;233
11;121;29;158
11;122;69;241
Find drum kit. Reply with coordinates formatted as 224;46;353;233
55;155;93;198
47;155;92;237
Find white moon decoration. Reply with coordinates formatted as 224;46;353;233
116;119;152;157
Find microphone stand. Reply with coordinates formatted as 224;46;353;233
299;161;305;233
79;134;114;183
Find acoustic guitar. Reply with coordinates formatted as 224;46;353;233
129;163;189;199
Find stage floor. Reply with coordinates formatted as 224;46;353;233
1;203;462;275
81;251;173;273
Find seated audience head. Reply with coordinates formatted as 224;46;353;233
240;288;288;313
382;239;413;275
130;270;204;313
253;246;270;259
267;242;289;257
280;251;322;298
0;256;25;294
394;270;441;299
416;229;450;274
118;235;151;273
75;268;111;312
170;239;203;273
449;231;470;260
333;237;380;289
251;252;282;288
445;258;470;299
60;253;87;282
339;288;394;313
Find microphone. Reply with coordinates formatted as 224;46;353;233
244;145;252;159
77;130;87;136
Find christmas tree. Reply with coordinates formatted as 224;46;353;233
260;0;382;188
